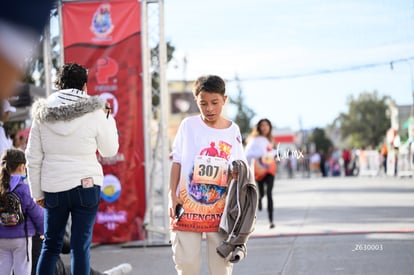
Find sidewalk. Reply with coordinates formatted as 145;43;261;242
253;176;414;237
63;176;414;274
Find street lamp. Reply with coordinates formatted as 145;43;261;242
390;60;414;117
404;61;414;118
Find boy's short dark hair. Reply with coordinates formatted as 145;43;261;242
55;63;88;90
193;75;226;97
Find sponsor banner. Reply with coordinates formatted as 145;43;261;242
62;0;146;243
62;1;140;47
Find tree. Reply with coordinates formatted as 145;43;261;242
307;127;333;155
336;91;391;148
150;41;175;109
229;75;256;139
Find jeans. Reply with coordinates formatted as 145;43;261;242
36;185;100;275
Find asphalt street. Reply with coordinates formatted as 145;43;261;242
62;176;414;275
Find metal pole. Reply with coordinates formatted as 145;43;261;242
158;0;170;244
58;1;65;69
401;60;414;117
140;0;170;245
407;63;414;118
43;21;52;96
141;0;155;237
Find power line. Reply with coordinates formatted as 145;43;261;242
228;56;414;82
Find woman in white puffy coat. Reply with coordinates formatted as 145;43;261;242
26;63;119;275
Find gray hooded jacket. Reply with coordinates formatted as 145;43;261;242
217;160;258;263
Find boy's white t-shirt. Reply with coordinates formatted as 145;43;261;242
171;115;247;232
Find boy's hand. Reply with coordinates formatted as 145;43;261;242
168;191;183;219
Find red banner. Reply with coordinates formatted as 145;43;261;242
62;0;146;243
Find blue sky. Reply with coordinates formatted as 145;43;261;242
164;0;414;130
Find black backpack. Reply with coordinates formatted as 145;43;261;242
0;191;25;226
0;189;29;261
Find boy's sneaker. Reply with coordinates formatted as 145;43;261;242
104;263;132;275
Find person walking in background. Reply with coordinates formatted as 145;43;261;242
26;63;119;275
380;143;388;174
13;133;27;151
319;149;327;177
0;149;44;275
245;118;276;228
330;147;341;176
0;99;16;155
310;151;321;174
168;75;247;275
245;118;276;229
342;147;351;176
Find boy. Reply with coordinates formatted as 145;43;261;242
168;75;247;275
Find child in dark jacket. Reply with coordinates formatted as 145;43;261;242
0;148;44;275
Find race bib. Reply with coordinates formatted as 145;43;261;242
193;156;229;186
